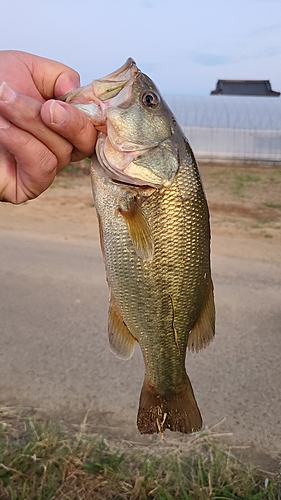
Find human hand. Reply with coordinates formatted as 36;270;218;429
0;50;97;204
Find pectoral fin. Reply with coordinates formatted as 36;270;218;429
118;198;154;261
188;276;215;352
108;298;136;359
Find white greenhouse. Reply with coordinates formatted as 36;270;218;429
165;95;281;165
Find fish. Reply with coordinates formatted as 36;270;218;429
59;58;215;435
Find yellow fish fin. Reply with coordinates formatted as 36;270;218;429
137;373;202;435
108;299;136;359
187;276;215;352
118;198;154;261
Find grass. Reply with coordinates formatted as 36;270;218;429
206;168;262;198
0;410;280;499
232;173;261;197
199;165;281;238
204;165;281;202
263;202;281;210
60;159;91;176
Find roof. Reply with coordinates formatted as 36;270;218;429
210;80;280;97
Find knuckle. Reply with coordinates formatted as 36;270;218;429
36;147;57;175
55;141;73;172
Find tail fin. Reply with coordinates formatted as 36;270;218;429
137;374;202;435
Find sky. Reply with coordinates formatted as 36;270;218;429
1;0;281;95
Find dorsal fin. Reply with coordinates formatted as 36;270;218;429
187;276;215;352
108;298;136;359
118;197;154;261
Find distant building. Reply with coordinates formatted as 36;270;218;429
211;80;280;97
165;94;281;164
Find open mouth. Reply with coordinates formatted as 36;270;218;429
58;58;139;125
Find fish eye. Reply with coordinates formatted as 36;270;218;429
141;91;160;109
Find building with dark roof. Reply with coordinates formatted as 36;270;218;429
210;80;280;97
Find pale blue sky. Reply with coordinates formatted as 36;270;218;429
1;0;281;95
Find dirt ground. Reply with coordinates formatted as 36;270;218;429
0;161;281;472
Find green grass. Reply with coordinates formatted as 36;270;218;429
232;173;261;197
62;163;82;174
0;411;280;499
59;159;91;176
263;202;281;210
208;168;262;199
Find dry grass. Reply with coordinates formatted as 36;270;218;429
199;164;281;239
0;407;280;499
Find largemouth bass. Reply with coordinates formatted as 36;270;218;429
60;59;215;434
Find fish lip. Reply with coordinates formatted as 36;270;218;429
57;57;138;110
97;58;138;83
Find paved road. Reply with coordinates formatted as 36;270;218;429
0;229;280;451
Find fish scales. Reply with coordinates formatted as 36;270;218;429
59;58;215;434
91;145;212;433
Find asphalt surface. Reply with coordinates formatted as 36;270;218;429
0;229;281;452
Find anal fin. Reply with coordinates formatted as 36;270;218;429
188;276;215;352
108;299;136;360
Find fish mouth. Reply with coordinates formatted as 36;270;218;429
91;57;138;101
58;58;138;130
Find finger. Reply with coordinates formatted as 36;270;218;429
0;83;73;170
0;51;80;103
19;51;81;98
0;122;58;203
0;144;16;202
41;100;97;164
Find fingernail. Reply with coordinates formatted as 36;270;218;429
0;82;16;103
50;100;68;125
0;115;10;129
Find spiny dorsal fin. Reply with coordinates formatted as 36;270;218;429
187;276;215;352
118;198;154;261
108;298;136;360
